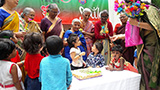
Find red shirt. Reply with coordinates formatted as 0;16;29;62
94;20;113;40
24;53;44;79
11;50;21;63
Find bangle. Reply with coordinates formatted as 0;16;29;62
21;61;24;64
137;22;140;27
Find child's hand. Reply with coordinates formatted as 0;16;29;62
83;61;86;67
96;66;100;68
67;85;71;90
88;66;92;68
80;52;85;56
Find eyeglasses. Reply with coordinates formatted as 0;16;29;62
101;16;108;18
119;16;126;19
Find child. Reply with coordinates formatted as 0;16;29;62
0;39;24;90
67;33;86;70
0;30;24;66
106;45;138;73
86;42;105;68
23;32;44;90
39;35;72;90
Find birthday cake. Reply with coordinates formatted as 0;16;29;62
72;68;102;80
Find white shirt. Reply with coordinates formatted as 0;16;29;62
70;47;83;67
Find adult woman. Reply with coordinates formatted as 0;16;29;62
111;0;160;89
21;7;42;34
40;3;63;40
0;0;25;38
94;10;113;65
80;8;94;56
63;18;87;63
113;13;135;65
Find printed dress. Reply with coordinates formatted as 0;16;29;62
0;61;24;90
110;57;138;73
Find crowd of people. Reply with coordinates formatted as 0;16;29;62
0;0;159;90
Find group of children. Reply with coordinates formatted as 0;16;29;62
0;28;138;90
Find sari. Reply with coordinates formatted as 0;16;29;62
137;5;160;90
94;20;113;65
24;21;42;33
80;20;94;56
40;17;62;40
1;11;19;32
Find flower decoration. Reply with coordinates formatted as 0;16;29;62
114;0;150;18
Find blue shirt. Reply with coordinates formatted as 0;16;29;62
86;52;105;68
39;54;72;90
0;8;10;28
64;30;87;63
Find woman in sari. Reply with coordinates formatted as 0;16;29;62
21;7;42;34
94;10;113;65
111;0;160;89
113;13;135;65
63;18;87;63
0;0;25;37
40;3;63;40
80;8;94;56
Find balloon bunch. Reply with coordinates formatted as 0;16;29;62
114;0;150;18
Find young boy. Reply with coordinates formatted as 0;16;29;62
39;35;72;90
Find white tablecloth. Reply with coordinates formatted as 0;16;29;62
69;67;141;90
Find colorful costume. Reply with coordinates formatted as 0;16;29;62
94;20;113;65
110;57;138;73
80;20;94;56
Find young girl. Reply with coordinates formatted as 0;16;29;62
0;39;24;90
0;30;25;66
86;42;105;68
106;45;138;73
23;32;44;90
67;33;86;70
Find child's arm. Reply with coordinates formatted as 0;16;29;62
70;52;85;62
16;60;24;67
11;64;23;90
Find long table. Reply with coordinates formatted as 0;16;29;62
69;67;141;90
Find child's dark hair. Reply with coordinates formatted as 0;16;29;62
46;35;63;55
23;32;43;54
0;30;13;39
111;45;123;53
0;38;15;60
67;33;78;48
94;42;103;54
